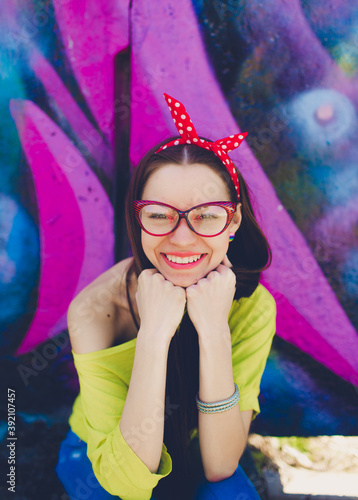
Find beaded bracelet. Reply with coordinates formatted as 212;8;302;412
196;384;239;414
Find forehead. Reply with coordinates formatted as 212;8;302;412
141;163;231;207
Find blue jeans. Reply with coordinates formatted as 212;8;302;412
56;429;261;499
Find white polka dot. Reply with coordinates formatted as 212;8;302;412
193;138;198;142
239;135;243;139
174;111;178;115
175;102;180;107
169;107;172;111
232;168;236;172
181;114;186;119
179;129;183;134
174;140;180;145
168;98;172;103
222;145;227;149
186;140;191;144
187;126;192;131
163;145;167;149
200;139;205;143
218;151;222;156
230;135;234;138
234;142;239;147
178;123;183;127
205;146;210;150
226;159;230;164
173;118;176;123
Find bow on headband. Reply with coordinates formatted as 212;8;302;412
156;93;248;201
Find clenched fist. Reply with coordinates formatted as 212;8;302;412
136;269;186;344
186;262;236;339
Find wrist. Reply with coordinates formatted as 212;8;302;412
197;323;231;344
137;327;172;353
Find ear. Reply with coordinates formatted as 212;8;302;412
229;203;242;234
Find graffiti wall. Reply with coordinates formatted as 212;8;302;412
0;0;357;438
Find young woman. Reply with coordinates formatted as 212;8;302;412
56;94;276;500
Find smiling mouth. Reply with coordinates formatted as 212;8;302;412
161;253;206;267
164;254;203;264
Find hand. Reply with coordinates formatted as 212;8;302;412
136;269;186;344
185;259;236;338
221;254;233;269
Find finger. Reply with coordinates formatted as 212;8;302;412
212;263;227;274
140;268;159;278
186;283;197;294
207;270;220;280
222;255;233;268
214;264;235;281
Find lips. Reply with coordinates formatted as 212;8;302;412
161;253;206;269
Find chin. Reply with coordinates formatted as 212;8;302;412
172;277;198;288
161;270;202;288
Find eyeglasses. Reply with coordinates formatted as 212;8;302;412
133;200;237;237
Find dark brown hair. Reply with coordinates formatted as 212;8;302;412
124;138;271;497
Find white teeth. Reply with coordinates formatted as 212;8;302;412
165;254;202;264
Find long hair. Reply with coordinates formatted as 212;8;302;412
124;138;271;497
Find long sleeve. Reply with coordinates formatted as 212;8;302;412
68;340;172;500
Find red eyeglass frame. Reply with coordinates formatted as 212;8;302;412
133;200;237;237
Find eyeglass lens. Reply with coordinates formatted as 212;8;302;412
139;204;229;236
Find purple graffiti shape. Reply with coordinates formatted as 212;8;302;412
29;48;113;177
10;99;114;354
53;0;130;145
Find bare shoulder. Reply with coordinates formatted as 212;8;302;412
68;257;137;354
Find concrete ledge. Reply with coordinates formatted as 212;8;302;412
264;469;358;500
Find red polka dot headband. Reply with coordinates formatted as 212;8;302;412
156;93;248;201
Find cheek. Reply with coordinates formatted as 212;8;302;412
215;232;230;251
141;233;162;260
207;236;230;263
140;233;154;259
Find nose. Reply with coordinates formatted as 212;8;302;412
168;218;198;245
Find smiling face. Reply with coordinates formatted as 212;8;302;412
140;163;242;287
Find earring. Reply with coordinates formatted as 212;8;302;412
229;233;235;242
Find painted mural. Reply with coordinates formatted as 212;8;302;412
0;0;357;440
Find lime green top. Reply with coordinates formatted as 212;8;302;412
68;283;276;500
